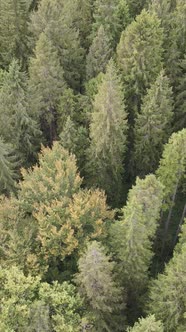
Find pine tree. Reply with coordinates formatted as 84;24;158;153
133;70;173;176
76;241;125;331
0;138;17;194
0;0;30;67
117;9;163;118
0;60;41;166
86;25;112;81
29;32;66;144
148;243;186;331
29;0;84;90
110;175;163;321
127;0;147;18
127;315;164;332
87;59;128;204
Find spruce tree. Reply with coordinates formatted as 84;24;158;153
0;60;41;166
117;9;163;117
76;241;125;331
87;59;128;204
174;56;186;130
148;243;186;331
110;175;163;321
156;129;186;252
29;32;66;144
133;70;173;176
0;138;17;194
0;0;30;67
29;0;84;90
86;25;112;80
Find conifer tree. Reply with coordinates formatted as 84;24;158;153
29;32;66;144
174;56;186;130
111;175;163;320
117;9;163;117
0;138;17;194
148;243;186;331
29;0;84;90
0;0;30;67
133;70;173;176
87;59;128;204
156;129;186;252
76;241;125;331
127;0;147;18
86;25;112;80
0;60;41;165
127;315;164;332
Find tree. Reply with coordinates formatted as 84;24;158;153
0;60;41;166
0;139;17;194
87;59;128;204
0;0;30;67
86;25;112;80
17;142;113;278
110;175;163;321
174;56;186;130
92;0;131;47
133;70;173;177
127;0;147;18
148;243;186;331
29;0;84;90
76;241;125;331
127;315;164;332
29;32;66;144
156;129;186;252
117;9;163;118
0;266;86;332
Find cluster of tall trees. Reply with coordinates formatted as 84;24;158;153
0;0;185;331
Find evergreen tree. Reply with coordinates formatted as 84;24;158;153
174;56;186;130
148;243;186;331
0;60;41;166
29;0;84;90
117;9;163;117
111;175;163;321
29;32;66;144
133;70;173;176
0;0;30;67
76;241;125;331
0;138;17;194
127;315;164;332
86;25;112;81
92;0;131;47
87;59;128;204
156;129;186;252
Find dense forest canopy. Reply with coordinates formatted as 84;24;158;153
0;0;186;331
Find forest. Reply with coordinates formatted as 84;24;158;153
0;0;185;331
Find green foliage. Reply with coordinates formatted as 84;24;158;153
0;266;85;332
133;70;173;176
156;129;186;210
174;56;186;130
148;243;186;331
76;241;125;331
117;9;163;116
0;60;41;165
0;139;17;194
0;0;30;67
19;142;82;213
87;59;128;204
127;314;164;332
29;0;84;90
29;32;65;143
86;25;112;80
110;175;163;320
